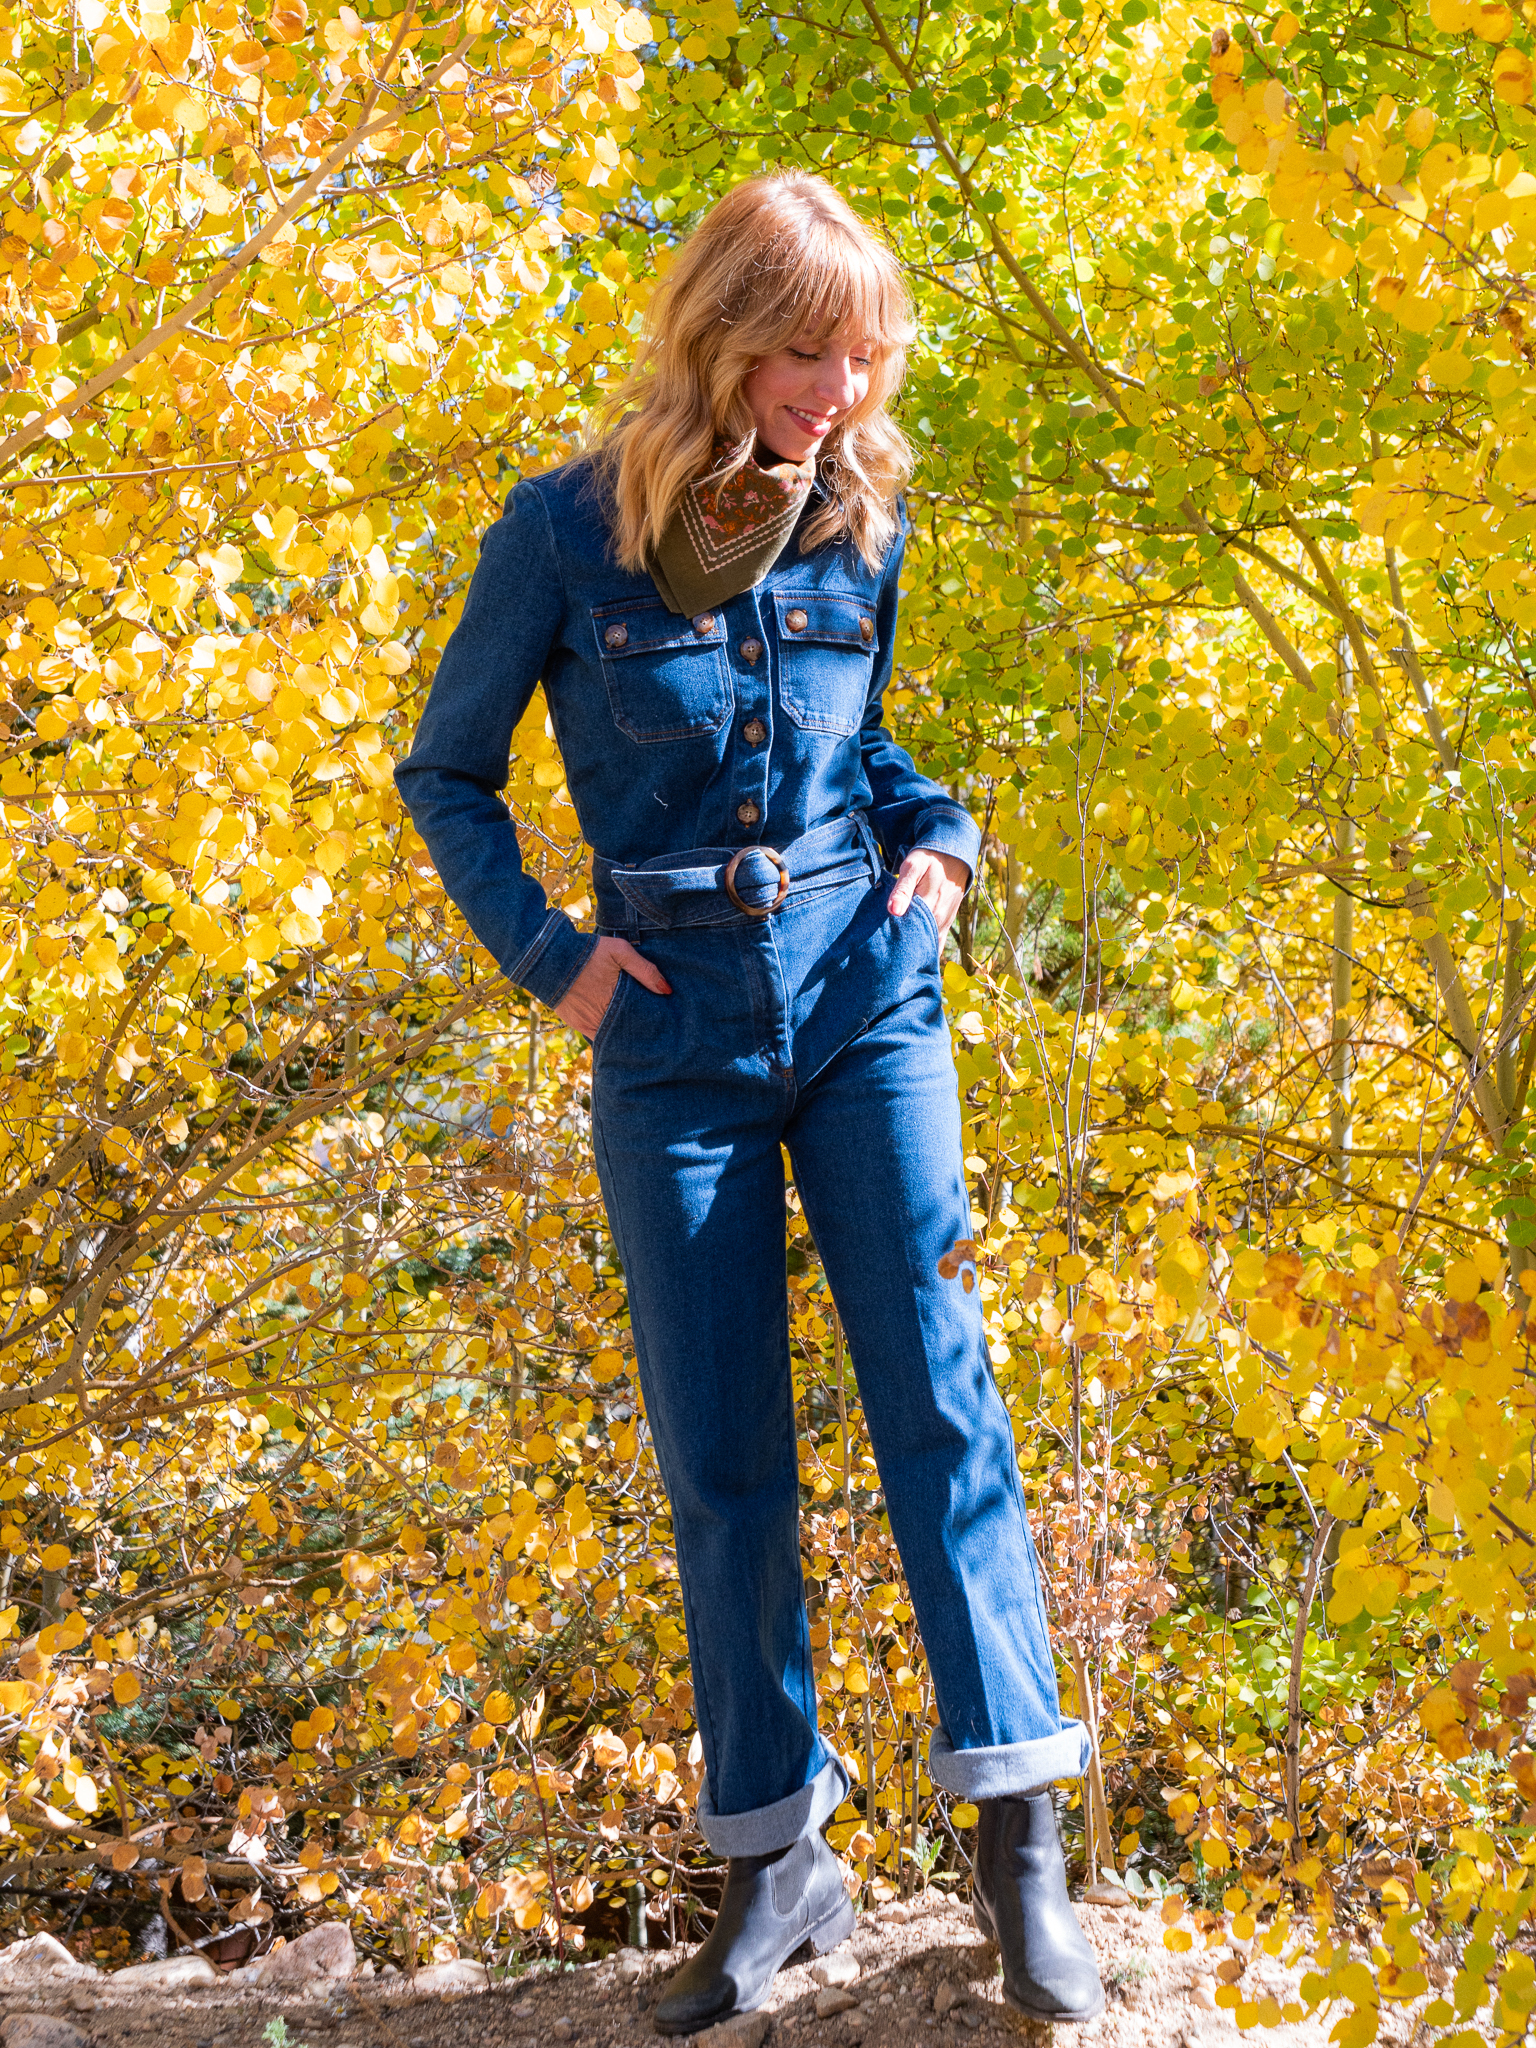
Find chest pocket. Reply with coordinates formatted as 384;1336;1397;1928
592;601;731;744
774;591;877;737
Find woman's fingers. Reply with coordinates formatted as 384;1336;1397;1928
613;936;672;996
551;937;670;1037
889;849;970;943
887;853;922;917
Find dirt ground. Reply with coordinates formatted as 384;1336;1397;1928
0;1891;1356;2048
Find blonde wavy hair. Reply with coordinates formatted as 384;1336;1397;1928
593;172;915;574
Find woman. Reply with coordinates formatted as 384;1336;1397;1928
396;172;1102;2032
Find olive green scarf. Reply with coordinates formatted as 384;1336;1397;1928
650;431;816;617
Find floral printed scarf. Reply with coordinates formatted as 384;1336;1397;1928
649;431;816;616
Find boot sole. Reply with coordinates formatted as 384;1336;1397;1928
650;1890;857;2035
971;1894;1106;2024
809;1889;858;1954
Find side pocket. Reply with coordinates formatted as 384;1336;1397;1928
591;967;634;1058
910;891;943;967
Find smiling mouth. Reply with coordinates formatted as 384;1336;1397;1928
785;406;836;434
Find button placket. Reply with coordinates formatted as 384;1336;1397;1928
730;590;772;839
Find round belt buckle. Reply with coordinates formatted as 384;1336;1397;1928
724;845;789;918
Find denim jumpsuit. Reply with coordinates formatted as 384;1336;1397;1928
396;458;1089;1855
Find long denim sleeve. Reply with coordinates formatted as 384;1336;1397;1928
395;483;599;1008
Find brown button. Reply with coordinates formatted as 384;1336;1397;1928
784;608;808;632
743;718;766;746
860;616;874;643
741;638;763;665
736;799;761;826
604;622;628;650
693;613;716;635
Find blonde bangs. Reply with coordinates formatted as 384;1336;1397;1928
593;173;915;576
717;210;912;362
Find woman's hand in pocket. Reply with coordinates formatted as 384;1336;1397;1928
888;849;970;948
555;935;672;1039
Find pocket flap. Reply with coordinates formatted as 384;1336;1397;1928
592;603;727;660
774;591;877;652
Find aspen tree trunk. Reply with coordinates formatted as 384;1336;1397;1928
1330;642;1354;1189
1499;918;1533;1284
1286;1510;1336;1841
1068;1637;1118;1888
1004;848;1029;963
343;1022;360;1278
863;1694;879;1908
1003;450;1033;978
1498;919;1523;1115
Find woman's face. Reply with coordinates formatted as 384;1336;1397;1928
742;326;874;463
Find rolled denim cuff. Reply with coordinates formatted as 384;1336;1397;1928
927;1720;1092;1800
696;1753;850;1856
911;803;982;883
512;910;598;1009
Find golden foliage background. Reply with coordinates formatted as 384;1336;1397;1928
4;0;1536;2038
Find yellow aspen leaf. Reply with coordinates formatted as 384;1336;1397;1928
1446;1260;1482;1302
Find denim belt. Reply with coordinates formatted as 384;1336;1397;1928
593;813;881;933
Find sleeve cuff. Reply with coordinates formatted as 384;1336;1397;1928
912;803;983;882
510;910;599;1008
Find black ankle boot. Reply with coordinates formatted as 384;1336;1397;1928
652;1830;856;2036
971;1792;1105;2022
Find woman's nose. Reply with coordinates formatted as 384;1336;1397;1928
815;355;859;410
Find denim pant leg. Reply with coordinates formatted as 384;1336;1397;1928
786;962;1091;1801
590;943;849;1855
